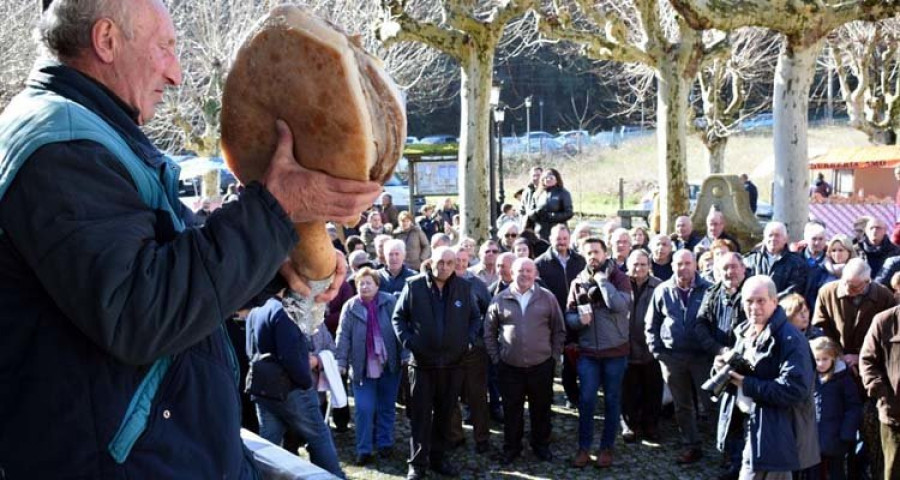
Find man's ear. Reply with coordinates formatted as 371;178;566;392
91;18;118;63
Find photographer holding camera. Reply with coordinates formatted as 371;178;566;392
713;275;818;479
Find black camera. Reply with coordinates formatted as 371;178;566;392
701;350;754;402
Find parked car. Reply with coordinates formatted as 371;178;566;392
418;134;458;145
740;113;774;131
173;156;236;197
375;172;414;210
406;136;419;144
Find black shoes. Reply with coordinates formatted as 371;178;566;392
475;441;490;454
354;453;374;466
498;450;520;465
533;446;554;463
377;446;394;459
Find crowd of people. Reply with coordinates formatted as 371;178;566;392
223;164;900;480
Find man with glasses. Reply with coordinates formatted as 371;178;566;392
470;240;501;286
813;258;895;479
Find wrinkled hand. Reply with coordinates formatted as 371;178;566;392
262;120;382;225
279;250;348;303
728;370;745;388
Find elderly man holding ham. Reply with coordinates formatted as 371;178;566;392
0;0;389;478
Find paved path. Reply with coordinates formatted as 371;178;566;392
294;378;727;479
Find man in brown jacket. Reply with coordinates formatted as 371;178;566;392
861;304;900;479
813;258;895;371
484;257;566;465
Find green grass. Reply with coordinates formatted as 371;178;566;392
501;125;873;220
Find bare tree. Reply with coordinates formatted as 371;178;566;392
826;19;900;144
537;0;731;232
670;0;900;238
379;0;538;241
0;2;38;110
695;27;780;174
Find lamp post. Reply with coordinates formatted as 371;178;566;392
539;98;545;154
489;83;501;237
525;96;532;156
494;106;506;207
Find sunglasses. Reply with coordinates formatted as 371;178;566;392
485;249;500;253
505;233;518;238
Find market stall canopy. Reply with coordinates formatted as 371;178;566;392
810;145;900;170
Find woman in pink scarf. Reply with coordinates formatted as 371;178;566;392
335;267;403;465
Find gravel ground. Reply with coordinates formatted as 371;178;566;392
291;377;727;480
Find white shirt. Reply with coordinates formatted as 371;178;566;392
510;283;536;313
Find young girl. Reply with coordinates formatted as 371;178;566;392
780;294;823;340
811;336;863;480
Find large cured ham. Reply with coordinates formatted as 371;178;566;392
221;5;406;329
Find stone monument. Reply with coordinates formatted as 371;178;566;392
690;174;763;253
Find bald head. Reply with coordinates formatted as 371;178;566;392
512;257;537;291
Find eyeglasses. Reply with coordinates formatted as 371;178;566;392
485;249;500;254
505;233;518;238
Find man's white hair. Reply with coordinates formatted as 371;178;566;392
764;221;787;237
842;258;871;282
803;222;826;240
38;0;134;60
384;239;406;255
742;275;777;300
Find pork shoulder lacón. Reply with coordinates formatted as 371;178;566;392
220;5;406;280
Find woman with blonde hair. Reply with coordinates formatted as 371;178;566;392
806;234;856;309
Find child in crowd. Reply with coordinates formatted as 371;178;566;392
780;294;823;340
811;336;863;480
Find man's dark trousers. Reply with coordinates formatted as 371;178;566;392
408;365;464;468
449;347;490;445
498;358;555;455
621;360;663;435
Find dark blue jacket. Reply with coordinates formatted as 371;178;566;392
377;265;418;296
716;308;818;472
743;248;808;297
645;274;712;357
0;63;296;478
245;298;313;391
815;363;862;456
392;272;481;368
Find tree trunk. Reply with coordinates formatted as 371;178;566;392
656;60;691;234
706;137;726;175
457;48;494;243
772;39;821;239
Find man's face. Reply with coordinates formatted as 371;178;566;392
719;255;746;290
531;168;543;186
743;283;777;326
381;194;392;207
497;256;514;282
461;239;476;256
502;228;519;247
628;254;649;281
112;0;182;125
552;230;570;255
584;242;608;270
614;233;630;258
480;244;499;267
675;217;692;238
673;253;697;283
806;230;826;255
374;239;388;260
454;251;470;275
368;213;382;229
867;221;887;244
513;260;537;290
651;236;672;261
433;251;456;282
707;214;724;238
764;226;787;254
387;247;404;270
841;274;870;297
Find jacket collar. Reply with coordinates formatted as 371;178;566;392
26;58;167;168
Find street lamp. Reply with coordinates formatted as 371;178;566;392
494;106;506;207
525;96;532;155
489;82;502;237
